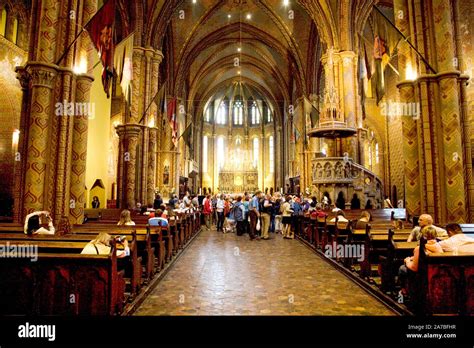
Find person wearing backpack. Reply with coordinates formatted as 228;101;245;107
233;196;245;236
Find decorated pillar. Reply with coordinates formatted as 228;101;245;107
116;124;141;209
13;68;31;222
22;63;57;216
69;73;94;223
395;0;473;222
68;0;97;223
147;127;158;204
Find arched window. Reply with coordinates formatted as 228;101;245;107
253;137;259;167
0;8;7;37
12;17;18;44
202;136;208;173
375;143;379;164
204;107;211;123
269;136;274;173
368;144;373;167
233;100;243;125
216;102;226;125
267;108;272;123
217;137;225;169
251;102;260;125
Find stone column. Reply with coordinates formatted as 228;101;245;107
13;68;31;222
147;127;158;204
398;80;421;218
339;51;359;162
22;63;57;216
116;124;141;209
396;0;472;222
69;73;94;224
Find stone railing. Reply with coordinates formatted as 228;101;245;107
311;157;384;204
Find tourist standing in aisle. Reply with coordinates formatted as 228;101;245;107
216;194;225;232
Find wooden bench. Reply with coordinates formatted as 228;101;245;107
0;242;125;315
411;237;474;315
0;232;143;299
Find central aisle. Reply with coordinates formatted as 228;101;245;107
135;229;395;316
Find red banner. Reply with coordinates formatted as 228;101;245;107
86;0;115;98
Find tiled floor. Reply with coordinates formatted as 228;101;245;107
134;229;395;316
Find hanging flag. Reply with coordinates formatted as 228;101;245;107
294;126;301;142
114;32;134;103
154;82;167;115
304;97;319;128
373;35;387;104
86;0;115;98
167;97;178;146
181;123;193;152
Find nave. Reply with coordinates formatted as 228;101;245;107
134;229;394;316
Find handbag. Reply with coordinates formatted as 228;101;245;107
256;219;261;231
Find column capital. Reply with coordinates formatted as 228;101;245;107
25;62;58;89
75;73;95;84
116;124;142;138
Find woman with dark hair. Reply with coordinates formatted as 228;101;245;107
24;211;55;235
153;194;163;209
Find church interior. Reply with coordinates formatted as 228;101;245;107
0;0;473;323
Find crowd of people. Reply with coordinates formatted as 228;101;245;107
21;192;474;280
200;190;332;241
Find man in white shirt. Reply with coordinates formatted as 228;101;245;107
425;223;474;253
216;194;225;232
183;191;191;206
407;214;447;242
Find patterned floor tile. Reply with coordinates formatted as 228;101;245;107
134;229;395;316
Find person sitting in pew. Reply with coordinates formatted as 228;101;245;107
407;214;447;242
159;204;169;218
148;209;169;227
398;226;442;296
117;209;136;226
392;219;404;230
24;211;55;235
81;232;130;257
355;211;371;229
329;210;348;223
425;223;474;254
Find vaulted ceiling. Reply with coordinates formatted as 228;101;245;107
121;0;378;122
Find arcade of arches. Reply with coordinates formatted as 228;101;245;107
0;0;472;225
0;0;473;316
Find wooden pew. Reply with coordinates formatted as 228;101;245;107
412;237;474;315
0;242;125;315
0;232;143;299
70;225;156;283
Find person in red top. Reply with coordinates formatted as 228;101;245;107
203;194;212;230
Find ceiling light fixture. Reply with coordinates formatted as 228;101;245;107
283;0;289;6
246;13;251;20
228;14;231;18
237;47;241;52
192;0;197;3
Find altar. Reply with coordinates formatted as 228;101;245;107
218;146;258;193
218;170;258;193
